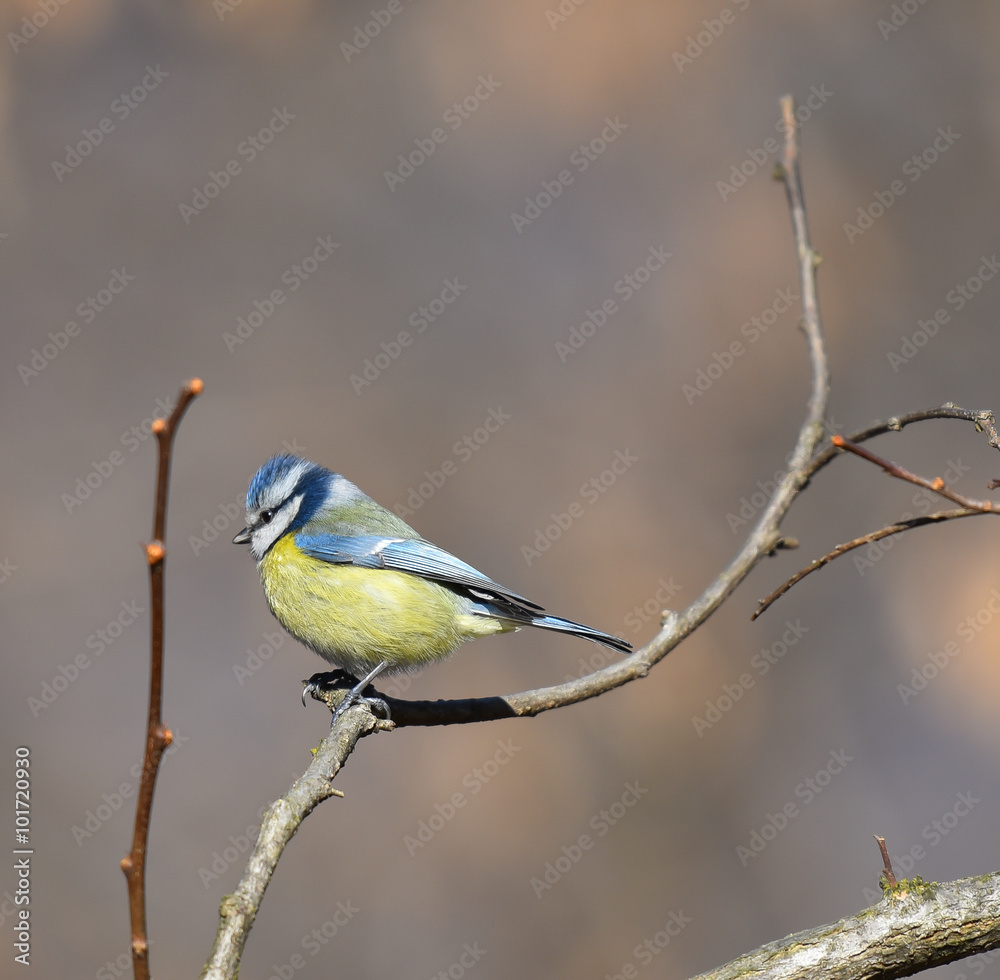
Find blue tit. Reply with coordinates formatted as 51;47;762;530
233;454;632;688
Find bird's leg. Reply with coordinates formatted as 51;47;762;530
329;660;391;724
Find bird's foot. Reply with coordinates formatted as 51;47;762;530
302;662;391;724
302;670;352;707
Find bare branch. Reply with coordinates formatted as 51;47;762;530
201;706;391;979
751;507;979;620
753;432;1000;619
122;378;202;980
690;871;1000;980
802;405;1000;485
832;435;998;512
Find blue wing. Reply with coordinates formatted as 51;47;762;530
295;533;544;612
295;532;632;654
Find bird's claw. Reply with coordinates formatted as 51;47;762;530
301;670;353;707
330;692;391;725
302;662;390;723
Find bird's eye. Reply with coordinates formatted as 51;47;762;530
259;509;275;525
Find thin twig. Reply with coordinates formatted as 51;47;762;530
802;405;1000;485
753;433;1000;619
751;508;979;620
833;435;997;511
875;836;898;889
122;378;201;980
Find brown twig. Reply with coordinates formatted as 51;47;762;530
802;405;1000;486
832;435;996;511
751;508;979;620
875;836;898;889
753;432;1000;619
121;378;202;980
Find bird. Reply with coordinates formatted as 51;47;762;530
233;454;632;712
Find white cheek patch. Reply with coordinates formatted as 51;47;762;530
251;494;304;560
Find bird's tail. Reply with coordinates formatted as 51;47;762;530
528;614;633;654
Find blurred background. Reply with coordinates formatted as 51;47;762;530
3;1;1000;977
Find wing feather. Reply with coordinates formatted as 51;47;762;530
295;533;544;613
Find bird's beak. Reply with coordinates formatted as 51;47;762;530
232;528;251;544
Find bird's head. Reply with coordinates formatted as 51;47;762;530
233;454;333;560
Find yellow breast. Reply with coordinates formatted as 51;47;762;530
257;534;507;675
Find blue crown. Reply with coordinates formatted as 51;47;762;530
247;454;331;532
